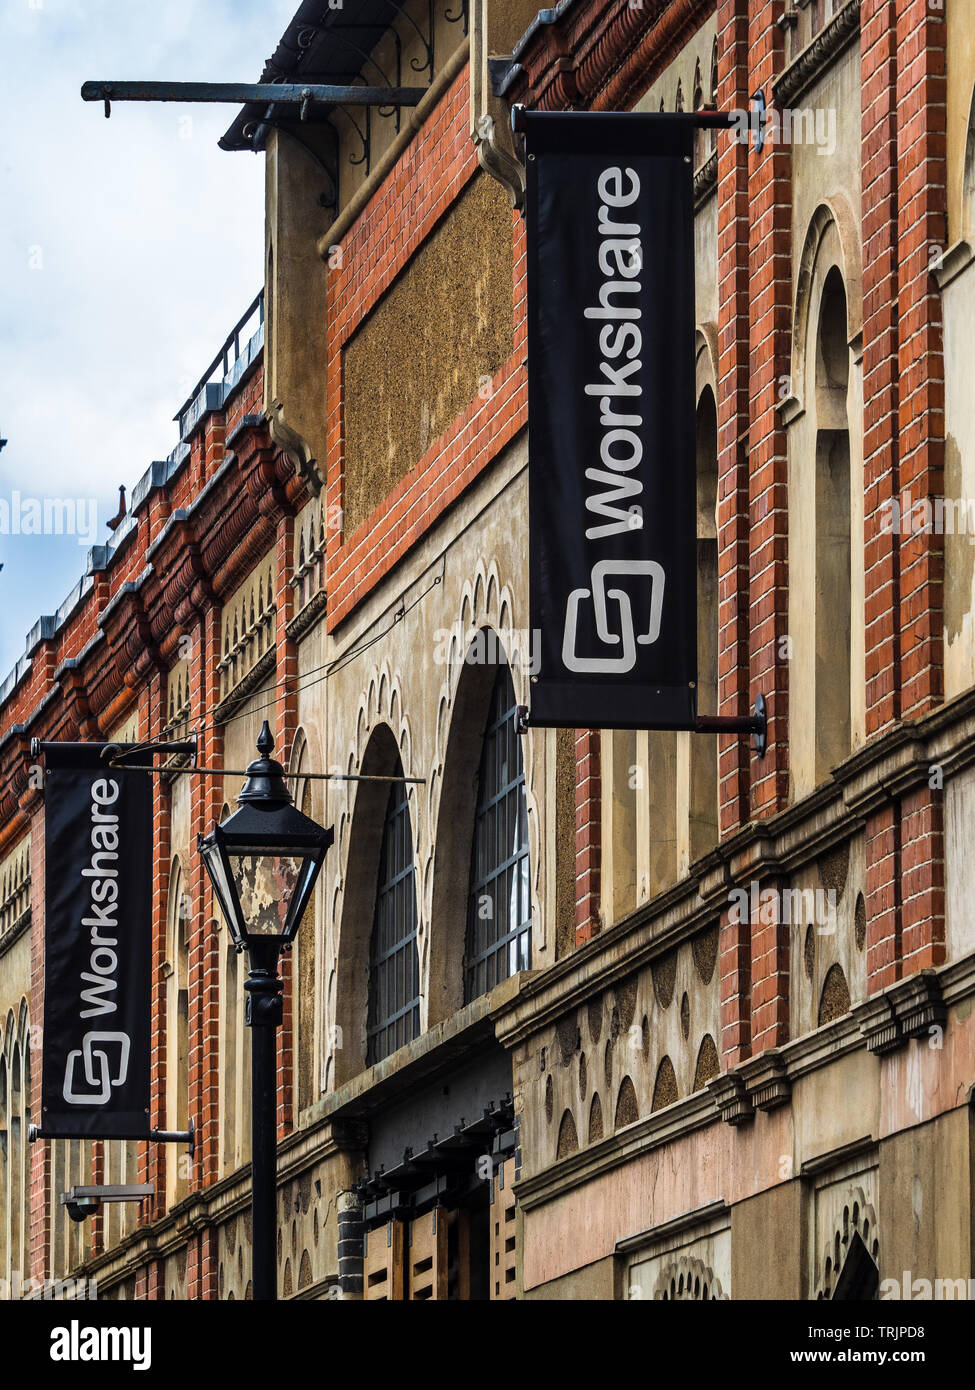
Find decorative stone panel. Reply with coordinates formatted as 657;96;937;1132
789;835;866;1038
0;836;30;941
290;494;327;634
218;551;277;703
521;925;721;1174
165;657;192;738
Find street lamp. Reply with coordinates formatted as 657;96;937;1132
199;720;333;1301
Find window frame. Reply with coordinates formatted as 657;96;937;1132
464;666;531;1002
365;771;420;1065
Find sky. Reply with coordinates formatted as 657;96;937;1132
0;0;299;682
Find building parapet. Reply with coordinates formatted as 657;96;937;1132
0;291;267;718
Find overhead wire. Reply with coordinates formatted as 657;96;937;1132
107;557;446;772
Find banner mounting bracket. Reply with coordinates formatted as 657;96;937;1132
29;1119;195;1151
695;693;767;757
515;693;767;756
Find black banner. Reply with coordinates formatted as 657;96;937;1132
525;112;698;729
40;743;152;1137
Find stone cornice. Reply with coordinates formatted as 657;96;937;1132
933;239;975;293
0;908;31;964
851;971;946;1056
61;1099;366;1295
615;1198;729;1256
507;0;714;114
0;370;314;753
799;1134;876;1179
212;647;276;727
285;588;328;644
0;727;33;843
515;1086;716;1211
514;972;967;1212
693;150;717;208
772;0;861;109
493;684;975;1051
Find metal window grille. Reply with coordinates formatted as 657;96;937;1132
366;773;420;1065
465;667;531;1001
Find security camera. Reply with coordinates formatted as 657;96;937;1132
60;1183;152;1221
64;1199;97;1224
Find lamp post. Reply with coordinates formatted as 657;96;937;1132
199;720;333;1301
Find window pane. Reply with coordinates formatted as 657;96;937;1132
464;665;532;1003
366;770;420;1065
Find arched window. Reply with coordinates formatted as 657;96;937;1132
10;1041;22;1282
366;767;420;1065
465;666;531;1001
814;266;852;781
0;1051;7;1284
295;776;319;1112
223;940;239;1169
690;381;719;860
692;61;705;169
166;859;189;1204
964;85;975;238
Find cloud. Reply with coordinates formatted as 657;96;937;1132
0;0;296;675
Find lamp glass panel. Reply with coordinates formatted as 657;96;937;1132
229;853;306;937
285;856;320;933
203;843;241;937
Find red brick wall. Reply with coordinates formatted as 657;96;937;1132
5;350;275;1289
1;0;960;1293
574;730;601;945
862;0;948;994
27;789;49;1280
146;672;171;1226
716;0;754;840
324;67;528;629
862;0;902;735
745;2;792;823
895;0;947;721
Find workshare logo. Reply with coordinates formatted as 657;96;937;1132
50;1321;151;1372
563;559;666;675
63;1031;131;1106
0;492;98;545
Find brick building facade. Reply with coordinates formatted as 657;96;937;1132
0;0;973;1300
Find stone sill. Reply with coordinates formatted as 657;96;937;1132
301;971;530;1129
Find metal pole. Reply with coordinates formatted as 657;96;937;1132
245;941;284;1302
80;81;428;108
